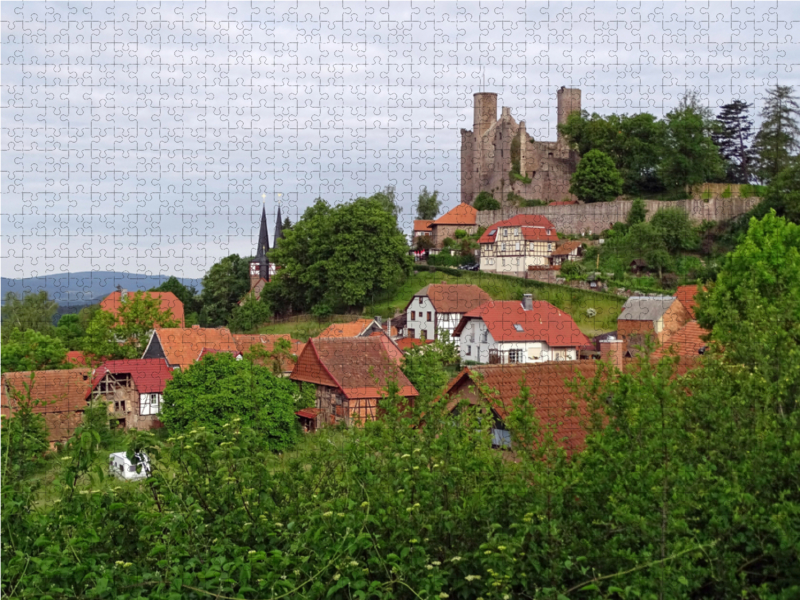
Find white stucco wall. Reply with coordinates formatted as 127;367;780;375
139;393;162;416
406;296;436;341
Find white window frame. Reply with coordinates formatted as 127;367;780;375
508;349;523;364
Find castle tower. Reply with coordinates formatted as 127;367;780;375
556;86;582;144
249;204;270;288
473;92;498;137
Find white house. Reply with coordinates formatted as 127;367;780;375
477;215;559;275
404;284;492;345
451;294;590;364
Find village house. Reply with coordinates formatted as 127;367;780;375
1;369;93;447
651;321;711;360
616;295;692;347
428;203;478;248
550;240;584;266
101;290;185;327
85;359;174;430
404;283;492;345
412;220;433;245
451;294;589;365
290;334;418;428
318;317;396;339
443;341;700;453
675;284;705;319
477;215;559;275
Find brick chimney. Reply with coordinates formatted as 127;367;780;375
522;294;533;311
599;338;625;373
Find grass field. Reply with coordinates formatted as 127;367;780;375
256;268;625;340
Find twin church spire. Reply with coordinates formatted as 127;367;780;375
250;204;285;289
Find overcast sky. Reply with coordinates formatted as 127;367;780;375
3;1;799;280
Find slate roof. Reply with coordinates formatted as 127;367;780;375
101;291;185;328
478;214;558;244
431;203;477;226
675;285;705;319
651;321;710;359
87;359;174;398
452;300;589;348
291;336;418;400
407;284;492;315
618;296;678;322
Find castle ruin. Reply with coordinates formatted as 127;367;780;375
460;87;582;206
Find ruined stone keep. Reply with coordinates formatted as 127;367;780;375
460;87;582;205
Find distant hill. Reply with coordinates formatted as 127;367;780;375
1;271;203;307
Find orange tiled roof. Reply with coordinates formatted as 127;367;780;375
318;319;378;338
233;333;305;372
396;337;435;351
478;214;558;244
150;326;239;370
651;321;710;359
453;300;589;348
675;285;705;319
414;220;433;232
408;283;492;315
291;336;418;400
101;291;185;328
432;203;478;227
552;240;583;256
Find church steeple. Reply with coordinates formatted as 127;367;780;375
274;205;284;247
250;203;270;286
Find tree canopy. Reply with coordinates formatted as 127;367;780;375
267;195;412;314
198;254;251;327
473;191;501;211
1;291;58;342
713;99;755;183
160;351;301;451
752;85;800;183
569;149;624;203
415;186;441;220
1;329;69;373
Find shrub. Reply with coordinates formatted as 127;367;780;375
453;229;468;240
474;191;501;211
569;149;624;203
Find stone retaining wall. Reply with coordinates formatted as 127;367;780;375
476;197;760;235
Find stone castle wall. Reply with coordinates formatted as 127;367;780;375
475;197;761;235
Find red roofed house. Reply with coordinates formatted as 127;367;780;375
233;333;305;377
550;240;584;266
404;283;492;345
412;219;433;245
142;325;241;370
290;334;418;428
86;359;174;430
452;294;589;365
651;321;711;360
2;369;93;446
396;337;435;352
617;295;692;347
478;214;559;275
318;318;386;339
675;285;706;319
429;203;478;248
101;290;185;328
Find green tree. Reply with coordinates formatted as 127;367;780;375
1;291;58;341
228;296;272;333
267;196;412;314
161;352;301;450
82;291;180;360
54;314;85;350
473;191;501;211
713;100;756;183
400;332;460;402
650;207;700;253
150;276;200;316
414;234;435;251
758;162;800;224
0;373;51;484
373;184;402;220
244;337;298;377
626;197;648;227
1;328;69;373
625;221;673;277
569;149;624;203
661;103;725;189
282;216;292;231
198;254;251;327
416;186;441;220
752;85;800;183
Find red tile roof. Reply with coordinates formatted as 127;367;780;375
65;351;88;366
87;359;174;398
651;321;710;359
233;333;305;373
396;337;435;351
101;291;185;328
552;240;583;256
296;408;321;419
318;319;379;338
291;336;418;400
478;215;558;244
197;347;242;361
413;220;433;232
675;285;705;319
452;300;589;348
432;203;478;227
406;283;492;315
148;326;240;370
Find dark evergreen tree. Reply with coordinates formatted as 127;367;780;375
713;100;755;183
752;85;800;183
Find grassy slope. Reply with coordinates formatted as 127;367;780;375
258;269;625;340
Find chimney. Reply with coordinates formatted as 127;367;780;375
522;294;533;311
599;339;625;373
120;289;128;300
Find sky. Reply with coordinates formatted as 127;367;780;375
2;1;799;280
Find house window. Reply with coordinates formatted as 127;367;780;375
509;349;523;363
411;311;415;320
466;345;471;356
548;243;553;252
503;228;508;237
408;328;415;339
515;242;520;251
501;242;505;252
427;312;432;322
481;330;488;343
529;243;534;251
